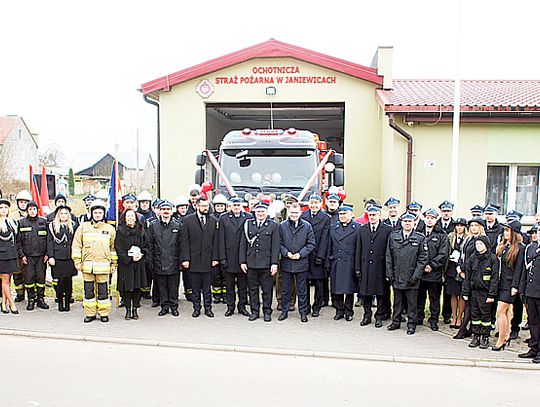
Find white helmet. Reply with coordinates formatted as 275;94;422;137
95;190;109;200
174;195;189;206
89;199;107;212
16;190;32;201
137;190;153;202
187;184;202;194
212;194;228;205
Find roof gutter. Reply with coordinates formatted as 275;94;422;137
388;115;413;204
143;95;160;197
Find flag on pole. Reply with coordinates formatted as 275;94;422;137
40;166;51;215
29;165;43;216
106;160;121;224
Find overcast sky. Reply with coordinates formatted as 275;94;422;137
1;0;538;164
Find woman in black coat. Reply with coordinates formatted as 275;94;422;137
115;209;147;320
0;198;20;314
445;218;468;328
47;206;78;312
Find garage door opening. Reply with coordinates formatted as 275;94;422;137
205;102;345;154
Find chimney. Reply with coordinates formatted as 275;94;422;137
372;46;393;90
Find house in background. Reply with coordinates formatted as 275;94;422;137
0;115;39;181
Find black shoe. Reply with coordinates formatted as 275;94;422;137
100;316;109;323
518;349;538;359
132;308;139;320
301;315;308;323
277;301;282;311
205;310;214;318
14;295;24;303
345;315;353;322
239;309;250;317
430;322;439;332
322;301;329;307
220;297;226;304
492;342;506;351
192;309;200;318
84;316;96;323
185;294;193;303
263;314;272;322
9;305;19;315
468;335;481;348
525;338;530;344
26;300;35;311
151;302;160;308
312;310;320;318
387;323;400;331
407;326;416;335
70;297;74;304
225;309;234;317
125;308;132;320
375;320;383;328
443;318;451;324
360;317;372;326
509;331;519;341
417;319;424;326
523;322;530;330
213;297;221;304
36;298;49;310
533;356;540;364
58;299;65;312
354;299;362;307
479;336;490;349
278;313;288;321
158;309;169;316
142;293;152;300
248;313;259;321
453;332;465;339
334;313;344;321
171;309;179;317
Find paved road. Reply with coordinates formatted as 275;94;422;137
0;297;530;363
2;336;538;407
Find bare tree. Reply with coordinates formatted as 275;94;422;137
0;143;25;198
39;143;65;168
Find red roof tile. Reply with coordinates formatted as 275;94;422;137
377;80;540;112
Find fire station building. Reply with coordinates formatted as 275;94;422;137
141;39;540;219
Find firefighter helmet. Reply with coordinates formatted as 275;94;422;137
212;194;228;205
89;199;107;213
174;196;189;207
137;190;153;202
16;190;32;201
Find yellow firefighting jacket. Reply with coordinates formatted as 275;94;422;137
72;220;117;274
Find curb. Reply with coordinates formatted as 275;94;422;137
1;328;538;371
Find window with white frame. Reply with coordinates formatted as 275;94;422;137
486;165;540;216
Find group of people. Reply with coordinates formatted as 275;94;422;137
1;186;540;364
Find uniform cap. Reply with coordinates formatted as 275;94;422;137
308;194;322;202
152;199;163;207
338;204;354;213
470;204;484;215
527;224;538;234
122;193;137;202
327;194;340;202
423;208;439;218
484;203;500;213
254;203;269;210
505;210;523;221
438;200;454;211
229;196;244;204
407;201;422;211
159;200;174;209
366;204;381;214
455;217;468;226
400;212;416;221
384;197;400;207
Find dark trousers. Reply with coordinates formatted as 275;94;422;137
212;268;226;299
417;280;442;324
526;297;540;353
456;300;472;337
13;271;24;297
392;288;418;328
56;277;73;307
511;294;524;334
281;271;308;316
363;295;389;321
122;289;141;309
247;268;273;316
225;272;248;311
156;274;179;311
308;279;324;312
182;270;192;298
323;277;330;304
470;290;491;336
442;286;452;320
23;256;46;299
151;269;160;304
334;293;354;317
191;272;212;311
141;265;151;297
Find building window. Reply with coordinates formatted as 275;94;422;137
486;165;540;216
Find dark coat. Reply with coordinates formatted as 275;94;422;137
414;219;426;234
437;218;456;234
521;242;540;298
218;211;253;273
327;220;359;294
180;213;219;273
146;218;182;276
114;224;148;291
485;220;504;252
462;250;499;298
327;211;339;228
46;221;77;260
0;219;20;260
386;230;429;290
498;243;524;292
239;218;280;269
421;224;450;283
300;210;331;279
445;232;466;279
279;219;316;273
18;216;48;257
383;217;402;231
356;221;392;296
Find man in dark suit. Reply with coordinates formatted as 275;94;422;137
239;203;280;322
382;197;402;231
278;202;316;322
180;197;219;318
437;200;456;325
356;204;392;328
301;194;331;317
218;196;252;317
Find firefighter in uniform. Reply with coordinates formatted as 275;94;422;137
211;194;228;303
382;197;402;231
78;194;96;225
173;195;192;302
9;190;32;302
17;201;49;311
437;200;456;325
72;199;117;323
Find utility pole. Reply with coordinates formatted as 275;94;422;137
136;128;140;193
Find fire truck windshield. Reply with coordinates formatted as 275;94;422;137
220;149;317;188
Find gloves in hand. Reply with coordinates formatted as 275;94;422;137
314;257;324;266
408;276;419;286
220;259;228;268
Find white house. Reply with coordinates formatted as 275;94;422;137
0;115;39;181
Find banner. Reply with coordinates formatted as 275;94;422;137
29;165;43;216
106;160;121;224
40;166;51;215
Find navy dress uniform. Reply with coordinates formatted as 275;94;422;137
407;201;426;234
519;238;540;362
239;205;280;321
382;197;402;231
278;216;316;322
218;198;253;316
438;200;456;324
417;208;450;331
327;205;359;321
386;212;429;334
484;203;504;251
356;205;392;327
300;201;331;317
